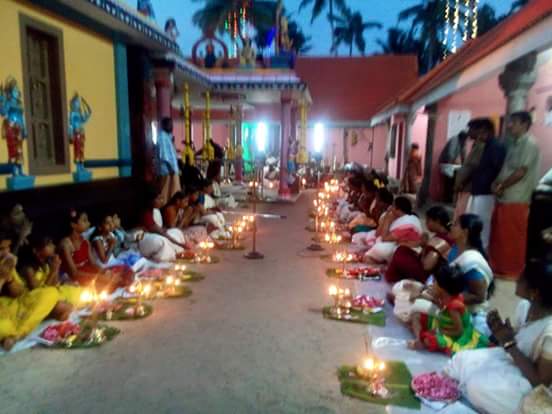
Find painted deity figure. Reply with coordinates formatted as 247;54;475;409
239;38;256;68
279;16;293;52
137;0;155;19
68;94;92;170
0;78;27;176
288;138;298;175
204;43;217;69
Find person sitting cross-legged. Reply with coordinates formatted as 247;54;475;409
446;258;552;414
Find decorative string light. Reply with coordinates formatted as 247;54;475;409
452;0;460;53
443;0;451;59
471;0;479;39
463;0;470;41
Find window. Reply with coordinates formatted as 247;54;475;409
20;15;68;175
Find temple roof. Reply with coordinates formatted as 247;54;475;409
31;0;179;53
371;0;552;123
295;55;418;123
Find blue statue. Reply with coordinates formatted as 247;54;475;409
0;78;27;176
137;0;155;19
68;93;92;171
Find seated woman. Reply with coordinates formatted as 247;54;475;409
17;236;83;307
337;174;363;223
89;214;134;286
349;188;394;238
137;189;189;262
162;190;208;244
362;196;423;263
59;210;125;292
346;179;378;234
386;206;453;284
0;233;69;351
409;263;490;355
393;214;493;331
446;258;552;414
195;179;228;238
206;160;238;209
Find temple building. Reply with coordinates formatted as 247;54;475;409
0;0;417;209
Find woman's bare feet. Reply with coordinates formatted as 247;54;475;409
408;339;425;350
2;336;16;351
50;301;73;321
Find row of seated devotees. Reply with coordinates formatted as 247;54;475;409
0;178;236;352
333;172;552;414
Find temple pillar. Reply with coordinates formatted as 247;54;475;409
153;68;173;121
279;96;292;197
235;105;243;182
499;52;537;119
290;106;297;143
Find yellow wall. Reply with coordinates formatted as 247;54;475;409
0;0;119;190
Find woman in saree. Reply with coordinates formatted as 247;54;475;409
446;258;552;414
59;210;124;292
0;233;69;351
362;196;423;263
346;180;379;235
409;263;490;355
337;174;363;223
386;206;453;284
399;214;494;332
162;189;208;244
137;189;189;262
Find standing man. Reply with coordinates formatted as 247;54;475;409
465;118;506;249
402;143;422;194
490;111;540;278
157;117;181;201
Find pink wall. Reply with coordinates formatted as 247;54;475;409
528;51;552;178
428;74;506;199
423;55;552;201
303;126;387;170
412;111;428;174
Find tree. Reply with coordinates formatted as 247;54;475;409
298;0;346;53
510;0;530;14
398;0;449;73
288;20;313;54
192;0;276;42
377;28;421;55
330;4;382;56
477;4;504;36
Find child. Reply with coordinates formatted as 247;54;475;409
89;214;134;285
17;235;83;307
0;232;68;351
409;264;490;355
59;210;126;292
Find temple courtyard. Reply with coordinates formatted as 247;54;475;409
0;193;517;414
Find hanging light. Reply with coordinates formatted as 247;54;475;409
471;0;480;39
452;0;460;53
463;0;470;42
314;122;325;154
256;122;268;153
443;0;451;59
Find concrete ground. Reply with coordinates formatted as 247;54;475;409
0;194;517;414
